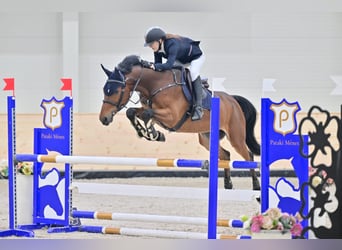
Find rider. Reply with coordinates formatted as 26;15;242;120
144;26;205;121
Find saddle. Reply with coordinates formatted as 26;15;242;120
175;66;210;91
140;59;211;110
140;60;212;131
140;59;209;90
175;66;211;110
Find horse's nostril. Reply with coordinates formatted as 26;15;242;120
100;116;111;126
100;116;106;124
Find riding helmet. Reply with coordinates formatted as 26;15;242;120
144;27;166;46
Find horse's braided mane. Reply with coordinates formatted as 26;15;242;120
117;55;142;74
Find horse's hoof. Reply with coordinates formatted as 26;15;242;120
157;132;166;142
224;178;233;189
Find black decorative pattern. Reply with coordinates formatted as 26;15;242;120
298;106;342;238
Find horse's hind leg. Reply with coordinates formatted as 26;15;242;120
228;125;260;190
231;95;261;190
249;152;260;190
198;132;233;189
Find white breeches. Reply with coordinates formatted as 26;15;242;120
175;54;206;81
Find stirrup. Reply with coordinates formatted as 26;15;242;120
191;105;203;121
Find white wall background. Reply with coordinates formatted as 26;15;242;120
0;1;342;114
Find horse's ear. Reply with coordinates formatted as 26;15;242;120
101;64;112;77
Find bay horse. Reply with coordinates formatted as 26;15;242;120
99;55;260;190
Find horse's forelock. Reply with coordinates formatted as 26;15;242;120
117;55;142;74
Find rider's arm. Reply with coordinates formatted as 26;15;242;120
154;52;163;64
154;41;179;71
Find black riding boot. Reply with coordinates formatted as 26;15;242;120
191;76;203;121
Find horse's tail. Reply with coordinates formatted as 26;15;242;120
233;95;260;156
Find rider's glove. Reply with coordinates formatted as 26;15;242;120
140;59;152;69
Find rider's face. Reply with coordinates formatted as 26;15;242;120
149;40;161;52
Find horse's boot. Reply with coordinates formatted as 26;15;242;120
191;76;203;121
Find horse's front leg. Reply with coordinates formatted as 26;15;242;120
126;107;149;139
140;109;165;142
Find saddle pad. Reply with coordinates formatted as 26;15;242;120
181;84;212;111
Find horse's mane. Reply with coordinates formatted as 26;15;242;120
117;55;142;74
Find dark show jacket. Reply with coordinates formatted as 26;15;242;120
153;37;203;71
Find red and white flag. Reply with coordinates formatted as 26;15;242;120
60;78;72;96
3;78;15;96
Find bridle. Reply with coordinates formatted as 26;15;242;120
102;67;144;111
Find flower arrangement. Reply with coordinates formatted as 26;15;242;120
0;159;33;178
16;161;33;175
242;207;303;237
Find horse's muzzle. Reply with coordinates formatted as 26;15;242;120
99;113;114;126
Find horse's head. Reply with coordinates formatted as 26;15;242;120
99;55;144;126
99;65;130;125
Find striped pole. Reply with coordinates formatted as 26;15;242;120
14;154;260;169
15;154;208;168
218;160;260;170
78;225;252;239
72;210;249;229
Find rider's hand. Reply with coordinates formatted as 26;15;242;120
150;63;155;70
141;59;153;69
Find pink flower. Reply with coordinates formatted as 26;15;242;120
290;223;303;237
250;222;261;232
251;214;263;225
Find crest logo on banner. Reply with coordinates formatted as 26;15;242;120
34;96;72;226
270;99;300;136
41;97;65;130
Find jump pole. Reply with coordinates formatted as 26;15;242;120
77;226;252;239
72;210;249;228
14;154;259;169
15;154;208;168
